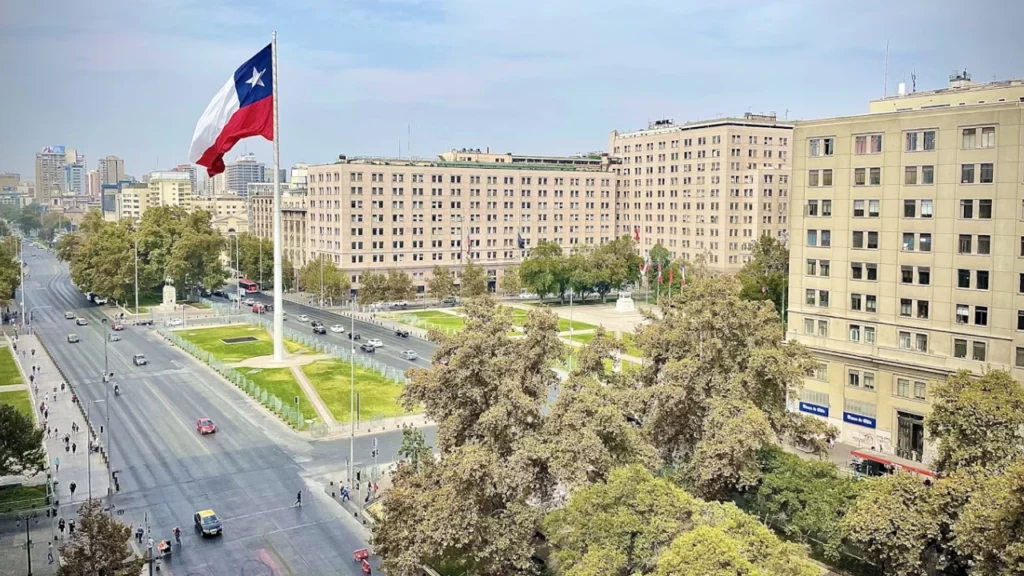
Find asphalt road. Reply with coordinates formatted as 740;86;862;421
18;246;437;576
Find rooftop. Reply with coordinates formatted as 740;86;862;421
315;149;613;172
613;112;794;139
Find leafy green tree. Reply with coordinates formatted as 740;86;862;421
0;404;45;476
0;237;21;305
654;526;758;576
233;233;287;288
589;235;643;301
396;425;434;472
737;235;789;320
58;498;144;576
688;398;775;500
39;211;71;242
955;459;1024;575
298;257;350;304
459;259;489;298
926;369;1024;475
520;241;569;301
358;271;388;303
16;205;42;237
841;473;938;576
631;275;833;498
385;269;416;301
499;265;522;296
427;265;457;300
645;242;672;287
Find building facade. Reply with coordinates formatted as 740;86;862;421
172;163;198;195
225;153;266;196
250;189;307;281
608;114;793;273
65;163;86;195
35;146;70;201
786;75;1024;465
86;169;101;198
98;156;125;185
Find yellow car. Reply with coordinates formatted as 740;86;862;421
193;509;222;536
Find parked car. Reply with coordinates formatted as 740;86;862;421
395;329;410;338
399;350;418;361
67;333;80;344
94;297;108;305
64;311;76;320
132;353;148;366
135;319;154;326
360;343;377;353
390;300;408;309
75;317;88;326
367;338;383;348
313;324;326;335
348;332;361;340
212;289;227;298
329;324;345;333
442;296;457;305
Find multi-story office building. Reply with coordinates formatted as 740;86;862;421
250;189;308;278
298;149;615;293
114;171;192;220
35;146;72;201
98;156;125;185
65;163;86;195
0;173;18;193
787;73;1024;465
172;164;198;195
182;194;247;219
225;153;266;196
86;170;101;198
608;113;793;272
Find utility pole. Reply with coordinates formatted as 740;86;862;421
349;297;356;484
134;235;139;317
19;236;25;325
18;512;35;576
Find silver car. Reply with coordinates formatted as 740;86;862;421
108;332;121;342
399;350;418;361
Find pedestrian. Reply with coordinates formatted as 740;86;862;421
295;490;302;506
47;542;54;564
69;481;77;499
53;426;58;439
58;517;65;538
29;374;34;385
341;488;349;502
68;520;75;536
60;382;65;394
71;442;77;455
373;481;379;493
46;425;51;438
38;400;44;413
43;408;48;419
31;348;35;357
54;456;60;473
64;443;69;454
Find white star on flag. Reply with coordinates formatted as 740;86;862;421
246;67;266;88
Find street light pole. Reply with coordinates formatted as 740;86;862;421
349;297;355;484
319;252;324;307
134;235;139;318
19;236;24;325
101;319;113;499
235;234;240;312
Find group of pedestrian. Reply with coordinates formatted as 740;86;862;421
338;481;380;503
57;516;76;537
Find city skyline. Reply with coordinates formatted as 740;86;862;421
2;0;1021;179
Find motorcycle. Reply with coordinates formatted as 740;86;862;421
113;385;120;397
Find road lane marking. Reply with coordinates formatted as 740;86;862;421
139;378;213;456
221;504;300;523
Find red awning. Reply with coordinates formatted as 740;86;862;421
851;449;935;478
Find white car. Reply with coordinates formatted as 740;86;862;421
297;314;309;322
366;338;383;348
330;324;345;333
166;318;183;327
243;298;255;306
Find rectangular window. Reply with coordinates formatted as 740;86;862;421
867;263;877;280
866;295;877;313
869;167;881;186
920;234;931;252
973;342;986;361
896;378;910;398
849;324;861;342
917;300;930;319
899;332;912;350
867;231;878;249
804;318;814;334
921;199;933;218
822;199;832;216
853;200;865;217
869;199;880;217
820;260;830;276
1017;347;1024;368
821;230;831;247
818;290;830;307
903;233;915;252
865;326;876;344
901;266;914;284
914;381;926;400
818;320;828;337
822;169;833;186
903;199;916;217
1018;311;1024;331
806;289;816;305
864;372;875;390
806;259;817;275
848;369;860;387
854;168;866;186
922;165;934;184
808;170;819;187
962;128;977;149
962;164;975;184
958;234;972;254
975;306;988;326
851;263;863;280
958;269;971;288
807;230;817;246
980;163;994;184
915;334;928;352
978;235;991;255
957;304;970;324
851;294;862;311
807;200;819;216
954;338;968;358
919;267;931;285
905;166;918;185
855;136;867;155
900;298;912;317
871;134;883;153
977;270;990;290
852;231;864;248
979;199;992;219
961;199;974;219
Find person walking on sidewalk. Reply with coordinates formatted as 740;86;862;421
58;518;65;538
54;457;60;474
69;482;77;500
60;381;65;395
71;442;77;455
294;490;302;507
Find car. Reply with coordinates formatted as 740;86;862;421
330;324;345;333
252;303;266;313
391;300;408;309
94;297;108;305
442;296;457;305
400;350;418;361
360;343;377;353
367;338;383;348
297;314;309;322
135;319;154;326
111;321;124;331
212;289;227;298
313;324;326;335
75;317;88;326
132;353;148;366
67;334;80;344
166;318;183;327
108;333;121;342
194;509;222;536
243;298;255;306
311;319;323;327
348;332;361;340
64;311;76;320
196;417;217;435
395;329;410;338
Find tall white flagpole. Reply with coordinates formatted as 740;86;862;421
271;31;285;361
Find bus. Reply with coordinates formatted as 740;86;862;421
238;278;260;293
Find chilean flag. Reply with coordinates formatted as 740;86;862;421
189;44;274;177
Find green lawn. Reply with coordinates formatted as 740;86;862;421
241;367;318;421
564;331;596;345
302;359;412;424
0;389;32;418
0;346;22;385
0;485;48;513
399;311;466;333
557;317;597;333
177;325;305;363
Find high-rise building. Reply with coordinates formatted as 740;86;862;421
786;74;1024;466
99;156;125;185
35;146;70;201
0;173;18;192
172;163;198;194
65;163;87;195
249;189;307;275
115;171;192;220
225;153;266;196
86;170;101;198
608;113;793;273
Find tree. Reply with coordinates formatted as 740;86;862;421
841;473;939;576
460;259;489;298
926;369;1024;475
385;269;416;301
0;238;21;305
499;265;522;296
687;398;775;500
645;242;672;287
58;499;144;576
17;205;42;237
396;425;434;472
520;241;569;301
737;235;789;321
955;459;1024;575
0;404;45;477
427;266;457;301
589;235;643;301
298;257;350;304
630;275;834;498
358;271;388;303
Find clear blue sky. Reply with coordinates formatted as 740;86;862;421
1;0;1021;180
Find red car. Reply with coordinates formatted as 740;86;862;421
111;322;124;331
196;417;217;435
252;303;266;313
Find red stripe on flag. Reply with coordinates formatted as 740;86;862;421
196;96;274;177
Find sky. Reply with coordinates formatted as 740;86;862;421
1;0;1022;181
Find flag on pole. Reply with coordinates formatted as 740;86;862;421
657;263;663;284
669;266;674;286
189;44;274;176
465;233;472;257
517;232;525;250
633;226;640;242
680;264;687;287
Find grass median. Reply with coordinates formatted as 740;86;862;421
301;359;412;424
0;485;48;513
177;325;306;363
0;389;32;418
0;346;23;385
239;366;319;421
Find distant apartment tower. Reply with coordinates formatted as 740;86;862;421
86;169;101;198
225;153;265;196
172;164;198;194
787;73;1024;466
116;171;192;220
35;146;72;201
289;149;617;294
608;113;793;273
98;155;125;185
65;163;87;195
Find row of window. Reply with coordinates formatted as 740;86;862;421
807;126;996;157
807;163;994;187
808;198;993;220
615;135;790;155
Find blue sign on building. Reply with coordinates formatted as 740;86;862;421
799;402;829;418
843;412;877;429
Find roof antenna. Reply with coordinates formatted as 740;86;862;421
912;70;917;93
883;40;889;97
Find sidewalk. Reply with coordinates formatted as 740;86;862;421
291;366;338;425
11;334;110;509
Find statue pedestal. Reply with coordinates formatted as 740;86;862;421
155;285;177;312
615;292;635;313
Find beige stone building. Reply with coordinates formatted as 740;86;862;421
292;150;616;294
608;113;793;272
250;189;308;279
787;74;1024;465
